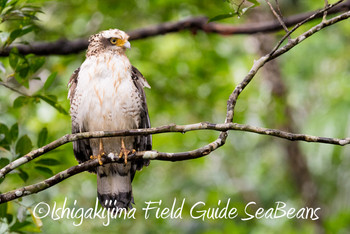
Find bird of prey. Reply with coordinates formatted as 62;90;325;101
68;29;152;210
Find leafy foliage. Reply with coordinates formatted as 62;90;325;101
9;48;46;88
0;0;41;47
0;0;349;233
209;0;260;22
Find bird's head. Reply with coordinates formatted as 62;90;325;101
87;29;131;56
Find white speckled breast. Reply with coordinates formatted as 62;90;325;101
74;53;142;154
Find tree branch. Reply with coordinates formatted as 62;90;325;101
265;0;290;35
1;1;349;206
1;121;349;203
0;0;349;56
225;4;350;123
1;122;349;179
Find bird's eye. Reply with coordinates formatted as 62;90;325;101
109;38;118;44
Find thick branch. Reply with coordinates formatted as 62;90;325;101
1;122;349;179
0;121;349;203
0;136;226;204
0;0;349;56
1;1;349;206
0;120;350;204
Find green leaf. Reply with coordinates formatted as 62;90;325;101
0;202;7;218
0;122;9;137
22;80;30;88
46;94;57;102
6;213;13;223
0;158;10;168
0;0;7;14
17;168;29;182
9;0;18;7
0;122;9;145
3;5;15;16
8;28;23;45
19;25;34;36
16;225;42;233
15;135;33;156
34;94;68;115
13;72;22;84
34;166;53;176
208;13;236;22
13;58;31;87
9;48;19;69
37;127;48;147
13;96;29;108
35;158;61;166
247;0;260;6
241;2;260;15
29;56;45;74
6;26;34;46
17;61;30;78
9;123;18;142
10;221;32;232
43;72;57;90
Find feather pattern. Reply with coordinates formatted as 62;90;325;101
68;29;151;209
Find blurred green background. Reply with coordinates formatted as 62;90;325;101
0;0;350;233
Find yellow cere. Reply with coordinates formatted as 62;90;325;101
110;37;126;46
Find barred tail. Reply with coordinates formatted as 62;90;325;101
96;164;133;210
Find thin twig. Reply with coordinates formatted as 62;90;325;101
269;0;345;57
235;0;247;15
274;0;284;18
225;6;350;123
324;0;329;21
0;81;29;97
265;0;290;35
269;9;350;60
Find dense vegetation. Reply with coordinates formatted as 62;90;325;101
0;0;350;233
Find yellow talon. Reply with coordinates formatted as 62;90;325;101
90;153;104;165
118;139;135;164
91;139;105;165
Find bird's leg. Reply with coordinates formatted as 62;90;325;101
118;138;136;164
90;138;105;165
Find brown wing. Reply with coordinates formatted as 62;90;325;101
68;67;80;102
131;66;152;177
68;67;94;171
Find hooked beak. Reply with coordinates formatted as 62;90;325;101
123;41;131;49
